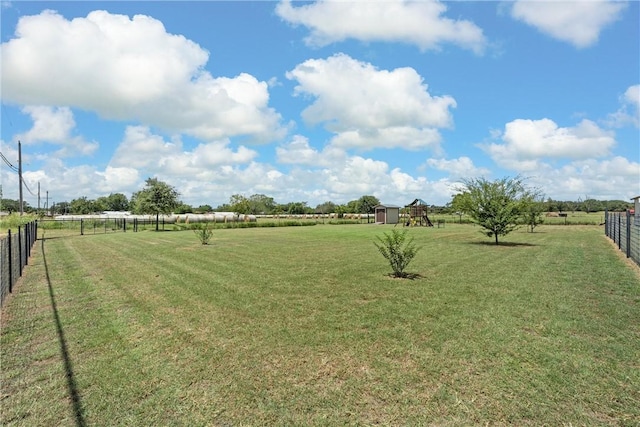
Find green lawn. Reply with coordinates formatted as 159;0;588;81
1;224;639;426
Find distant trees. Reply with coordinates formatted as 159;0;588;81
102;193;130;211
284;201;308;215
455;176;538;245
194;204;213;213
0;198;27;213
70;196;98;214
249;194;277;214
315;201;337;215
228;194;251;215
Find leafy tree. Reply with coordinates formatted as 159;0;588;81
51;201;70;215
105;193;130;211
374;229;421;278
285;201;309;215
131;178;180;231
315;201;337;214
249;194;276;214
357;195;380;223
1;198;21;213
174;203;193;214
229;194;251;215
195;204;213;213
456;176;536;245
357;195;379;213
345;199;359;213
523;196;545;233
70;196;97;214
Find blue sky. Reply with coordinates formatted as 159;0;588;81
1;1;638;209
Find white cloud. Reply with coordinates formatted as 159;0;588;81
606;84;640;128
510;0;626;48
482;118;616;170
276;0;486;54
97;166;140;193
426;157;491;179
527;157;640;201
276;134;347;166
286;53;455;151
330;127;443;152
14;106;98;157
110;126;258;179
11;157;139;203
1;10;284;141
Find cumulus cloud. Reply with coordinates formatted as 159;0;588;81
527;156;640;201
1;10;284;141
482;118;616;171
12;157;139;203
510;0;626;48
14;106;99;157
276;134;346;166
276;0;486;54
426;157;490;179
286;53;456;151
606;84;640;128
110;126;258;179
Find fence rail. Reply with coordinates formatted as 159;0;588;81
604;210;640;267
1;220;38;307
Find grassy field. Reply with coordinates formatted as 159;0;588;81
1;224;639;426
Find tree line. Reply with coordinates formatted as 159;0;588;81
0;177;632;218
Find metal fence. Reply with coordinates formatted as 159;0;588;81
1;221;38;307
37;217;166;239
604;210;640;267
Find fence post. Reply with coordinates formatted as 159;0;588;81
626;210;632;258
81;219;84;236
25;222;29;266
18;226;23;277
617;214;622;248
7;230;12;293
124;218;127;232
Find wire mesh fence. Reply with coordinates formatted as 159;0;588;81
604;210;640;267
0;220;38;307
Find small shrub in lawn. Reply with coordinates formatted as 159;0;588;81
193;222;214;245
374;229;422;278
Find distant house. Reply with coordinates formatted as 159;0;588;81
632;196;640;220
374;204;400;224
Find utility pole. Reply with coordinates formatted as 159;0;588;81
18;141;23;216
46;191;49;216
38;182;41;216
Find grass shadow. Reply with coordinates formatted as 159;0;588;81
41;238;87;427
385;272;425;280
467;241;538;247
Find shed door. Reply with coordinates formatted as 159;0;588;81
376;209;385;223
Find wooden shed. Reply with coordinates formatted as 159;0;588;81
374;204;400;224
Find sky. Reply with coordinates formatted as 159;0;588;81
1;0;639;210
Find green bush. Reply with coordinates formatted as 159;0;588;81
374;229;421;278
193;223;214;245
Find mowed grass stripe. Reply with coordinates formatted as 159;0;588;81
1;224;639;425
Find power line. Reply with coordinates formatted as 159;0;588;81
0;151;19;172
21;176;37;197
